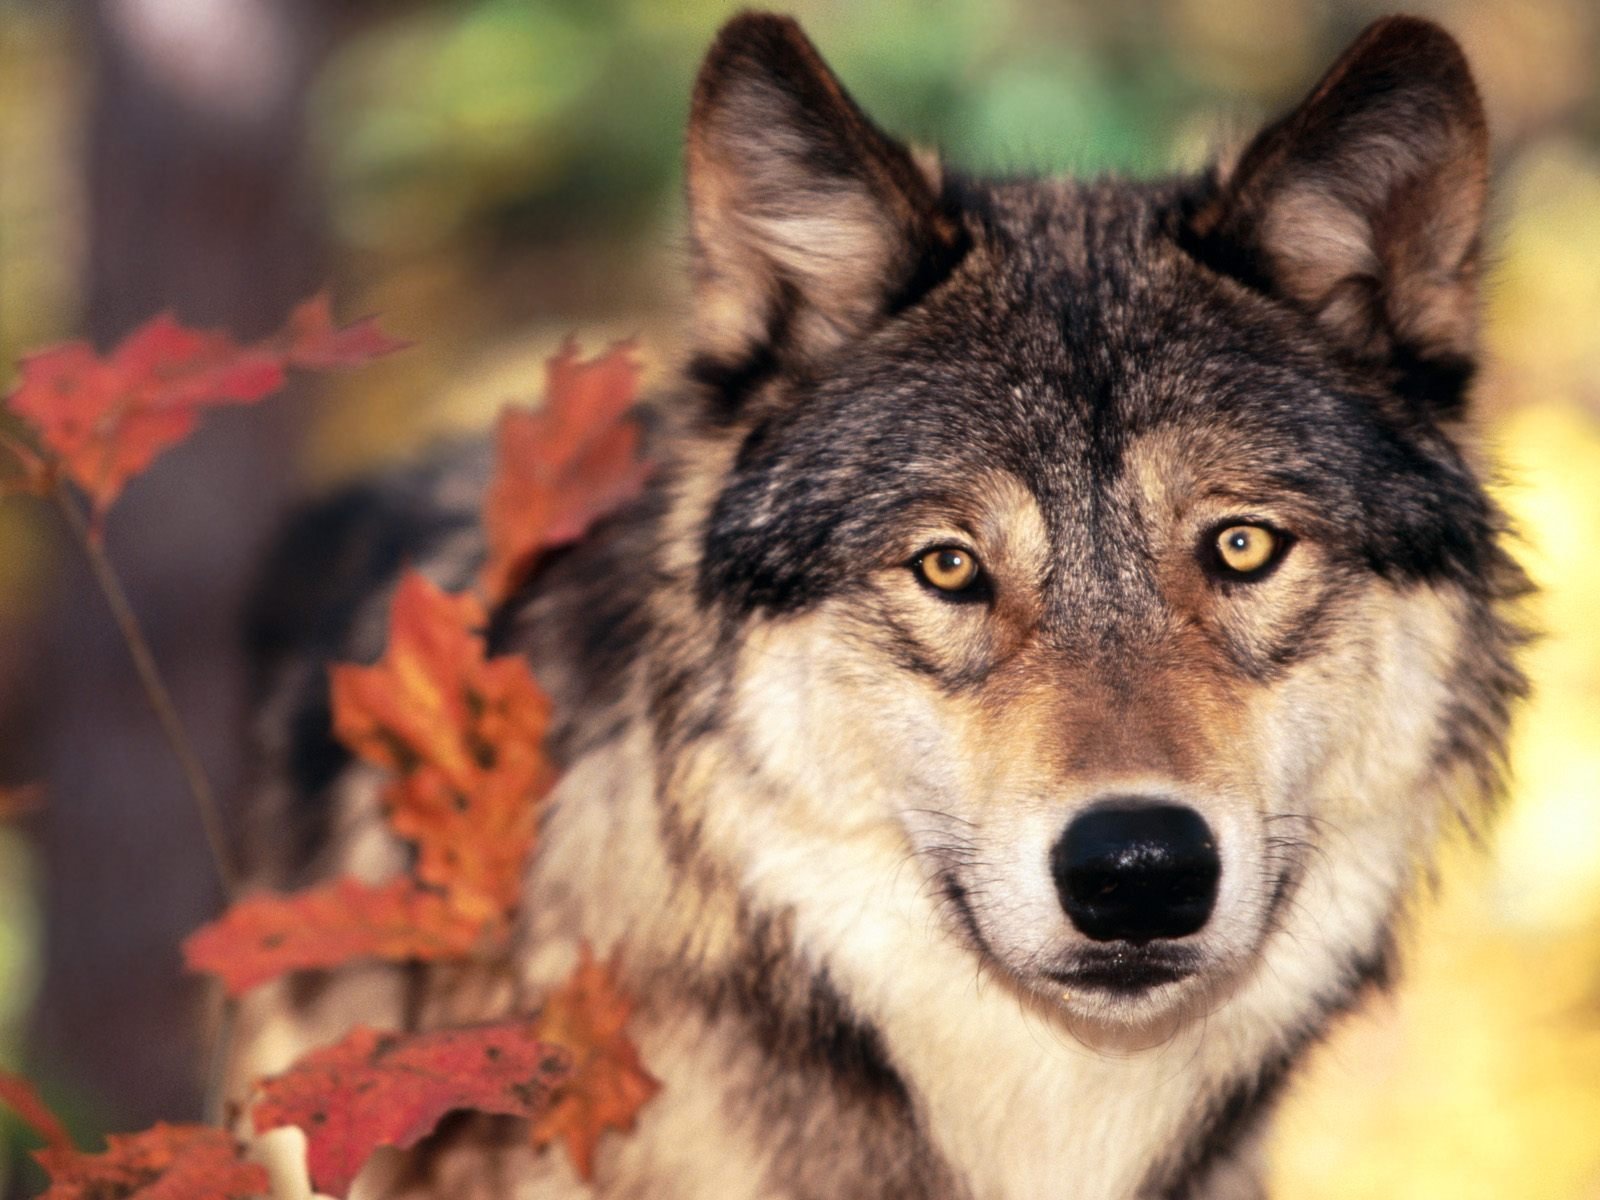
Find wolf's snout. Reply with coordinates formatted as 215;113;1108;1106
1051;802;1221;943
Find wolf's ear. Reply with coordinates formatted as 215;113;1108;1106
1186;17;1488;415
686;13;965;391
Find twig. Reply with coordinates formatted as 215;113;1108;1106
52;481;241;896
204;999;238;1127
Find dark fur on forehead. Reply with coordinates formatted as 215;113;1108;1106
699;174;1504;622
688;15;1510;628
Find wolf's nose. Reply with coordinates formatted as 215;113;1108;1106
1051;802;1220;943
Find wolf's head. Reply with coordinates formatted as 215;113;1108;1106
653;14;1526;1031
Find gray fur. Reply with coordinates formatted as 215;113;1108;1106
232;15;1528;1199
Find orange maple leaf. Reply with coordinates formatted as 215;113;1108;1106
530;947;660;1180
252;1022;572;1198
29;1122;267;1200
480;339;651;606
182;876;488;998
331;570;555;924
186;571;555;996
2;294;406;524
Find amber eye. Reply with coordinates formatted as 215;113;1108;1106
916;547;981;593
1214;525;1279;576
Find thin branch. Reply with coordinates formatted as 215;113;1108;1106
204;1000;238;1127
52;481;241;896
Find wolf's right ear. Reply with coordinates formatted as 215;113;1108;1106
1185;17;1488;416
685;14;965;400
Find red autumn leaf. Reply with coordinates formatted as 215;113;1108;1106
253;1022;572;1198
183;875;488;998
331;570;555;923
2;294;405;523
0;1069;74;1152
480;339;651;606
278;293;412;370
110;314;286;408
187;571;556;994
0;782;44;820
529;947;660;1180
31;1123;267;1200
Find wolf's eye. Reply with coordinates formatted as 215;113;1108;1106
915;547;981;593
1212;524;1280;577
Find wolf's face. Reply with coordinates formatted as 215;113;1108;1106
666;16;1524;1029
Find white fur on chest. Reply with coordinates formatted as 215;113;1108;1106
738;817;1239;1200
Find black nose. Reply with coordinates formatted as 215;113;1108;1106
1051;802;1221;943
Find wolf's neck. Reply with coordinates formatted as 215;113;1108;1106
524;687;1402;1200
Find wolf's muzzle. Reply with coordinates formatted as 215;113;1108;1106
1051;802;1220;943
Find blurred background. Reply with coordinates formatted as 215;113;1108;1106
0;0;1597;1195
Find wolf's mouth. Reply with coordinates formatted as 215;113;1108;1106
940;868;1205;996
1044;947;1200;995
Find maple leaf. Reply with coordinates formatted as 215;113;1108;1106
0;1069;74;1152
2;294;405;523
529;947;660;1180
31;1123;267;1200
0;782;43;820
187;571;555;995
480;339;651;606
182;876;487;998
330;570;556;923
252;1022;572;1198
277;293;412;370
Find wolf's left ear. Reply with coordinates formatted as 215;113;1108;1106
1186;17;1488;415
685;13;965;392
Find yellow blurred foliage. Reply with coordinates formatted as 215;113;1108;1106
1272;123;1600;1200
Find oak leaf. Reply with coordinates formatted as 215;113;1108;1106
2;295;405;524
252;1022;572;1198
182;876;485;999
529;948;660;1180
31;1123;267;1200
330;570;555;924
480;339;650;606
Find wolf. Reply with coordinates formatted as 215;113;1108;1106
231;12;1529;1199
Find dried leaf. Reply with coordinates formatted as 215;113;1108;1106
182;876;485;998
0;1069;74;1151
330;571;555;922
480;340;650;606
252;1022;571;1198
31;1123;267;1200
530;948;660;1180
2;294;405;522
